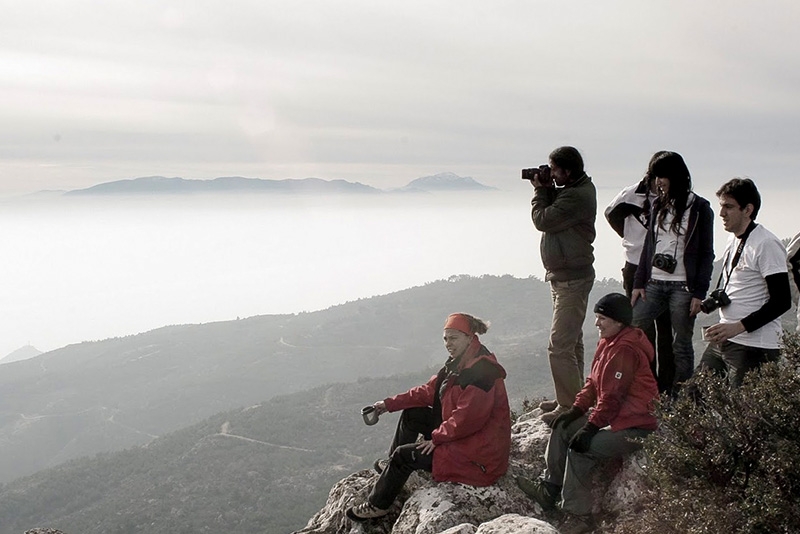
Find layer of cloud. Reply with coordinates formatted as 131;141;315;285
1;0;799;193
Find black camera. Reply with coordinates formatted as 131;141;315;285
521;165;552;185
652;253;678;274
700;288;731;314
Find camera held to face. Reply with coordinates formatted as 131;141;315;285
700;288;731;314
521;165;552;185
652;253;678;274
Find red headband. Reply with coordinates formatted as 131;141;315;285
444;313;472;335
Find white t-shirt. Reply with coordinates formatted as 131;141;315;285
650;196;692;282
719;224;787;348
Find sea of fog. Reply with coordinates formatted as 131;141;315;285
0;186;797;358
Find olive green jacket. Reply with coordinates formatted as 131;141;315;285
531;173;596;282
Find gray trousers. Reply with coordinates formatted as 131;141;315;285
548;276;594;406
543;415;651;516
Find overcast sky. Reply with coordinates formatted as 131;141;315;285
1;0;799;196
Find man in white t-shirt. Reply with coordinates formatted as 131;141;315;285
699;178;792;386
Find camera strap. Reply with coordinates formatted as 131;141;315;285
652;215;681;262
716;221;758;291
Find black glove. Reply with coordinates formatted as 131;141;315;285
568;422;600;453
551;405;585;429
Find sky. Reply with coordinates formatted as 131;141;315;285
1;1;799;358
1;0;799;196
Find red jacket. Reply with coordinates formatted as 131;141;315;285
574;326;658;432
383;339;511;486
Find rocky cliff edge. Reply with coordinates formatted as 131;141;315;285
293;408;649;534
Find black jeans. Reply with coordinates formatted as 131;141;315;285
369;407;434;510
698;340;780;387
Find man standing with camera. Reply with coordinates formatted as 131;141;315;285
699;178;791;387
525;146;596;425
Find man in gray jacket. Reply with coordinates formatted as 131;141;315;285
528;146;596;424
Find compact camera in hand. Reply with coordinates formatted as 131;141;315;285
652;253;678;274
700;288;731;314
521;165;552;185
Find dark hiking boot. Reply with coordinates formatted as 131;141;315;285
346;501;389;521
516;476;560;511
559;513;596;534
373;458;389;474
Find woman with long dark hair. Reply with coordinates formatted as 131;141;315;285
631;151;714;394
605;151;675;393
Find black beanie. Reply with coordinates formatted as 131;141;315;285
594;293;632;326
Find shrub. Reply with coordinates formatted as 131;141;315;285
615;331;800;534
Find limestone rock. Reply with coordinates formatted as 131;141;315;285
438;524;477;534
437;514;557;534
294;466;541;534
509;411;551;475
475;514;559;534
390;475;539;534
600;450;650;516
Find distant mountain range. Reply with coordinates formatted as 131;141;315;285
61;172;496;196
392;172;496;192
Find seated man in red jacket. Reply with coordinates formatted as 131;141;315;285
517;293;658;534
346;312;511;521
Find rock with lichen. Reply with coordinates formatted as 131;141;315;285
293;408;649;534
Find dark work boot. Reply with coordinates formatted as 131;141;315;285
516;476;560;511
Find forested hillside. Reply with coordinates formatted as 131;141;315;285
0;373;426;534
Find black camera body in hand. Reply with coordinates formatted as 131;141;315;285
700;288;731;314
521;165;552;185
652;253;678;274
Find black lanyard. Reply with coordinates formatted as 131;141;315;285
715;221;757;291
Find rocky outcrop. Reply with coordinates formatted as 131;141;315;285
293;409;649;534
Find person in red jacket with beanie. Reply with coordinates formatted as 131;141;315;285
346;313;511;522
517;293;658;534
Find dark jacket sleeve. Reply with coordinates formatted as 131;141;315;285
690;199;716;299
605;203;633;238
633;211;657;290
532;184;592;234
